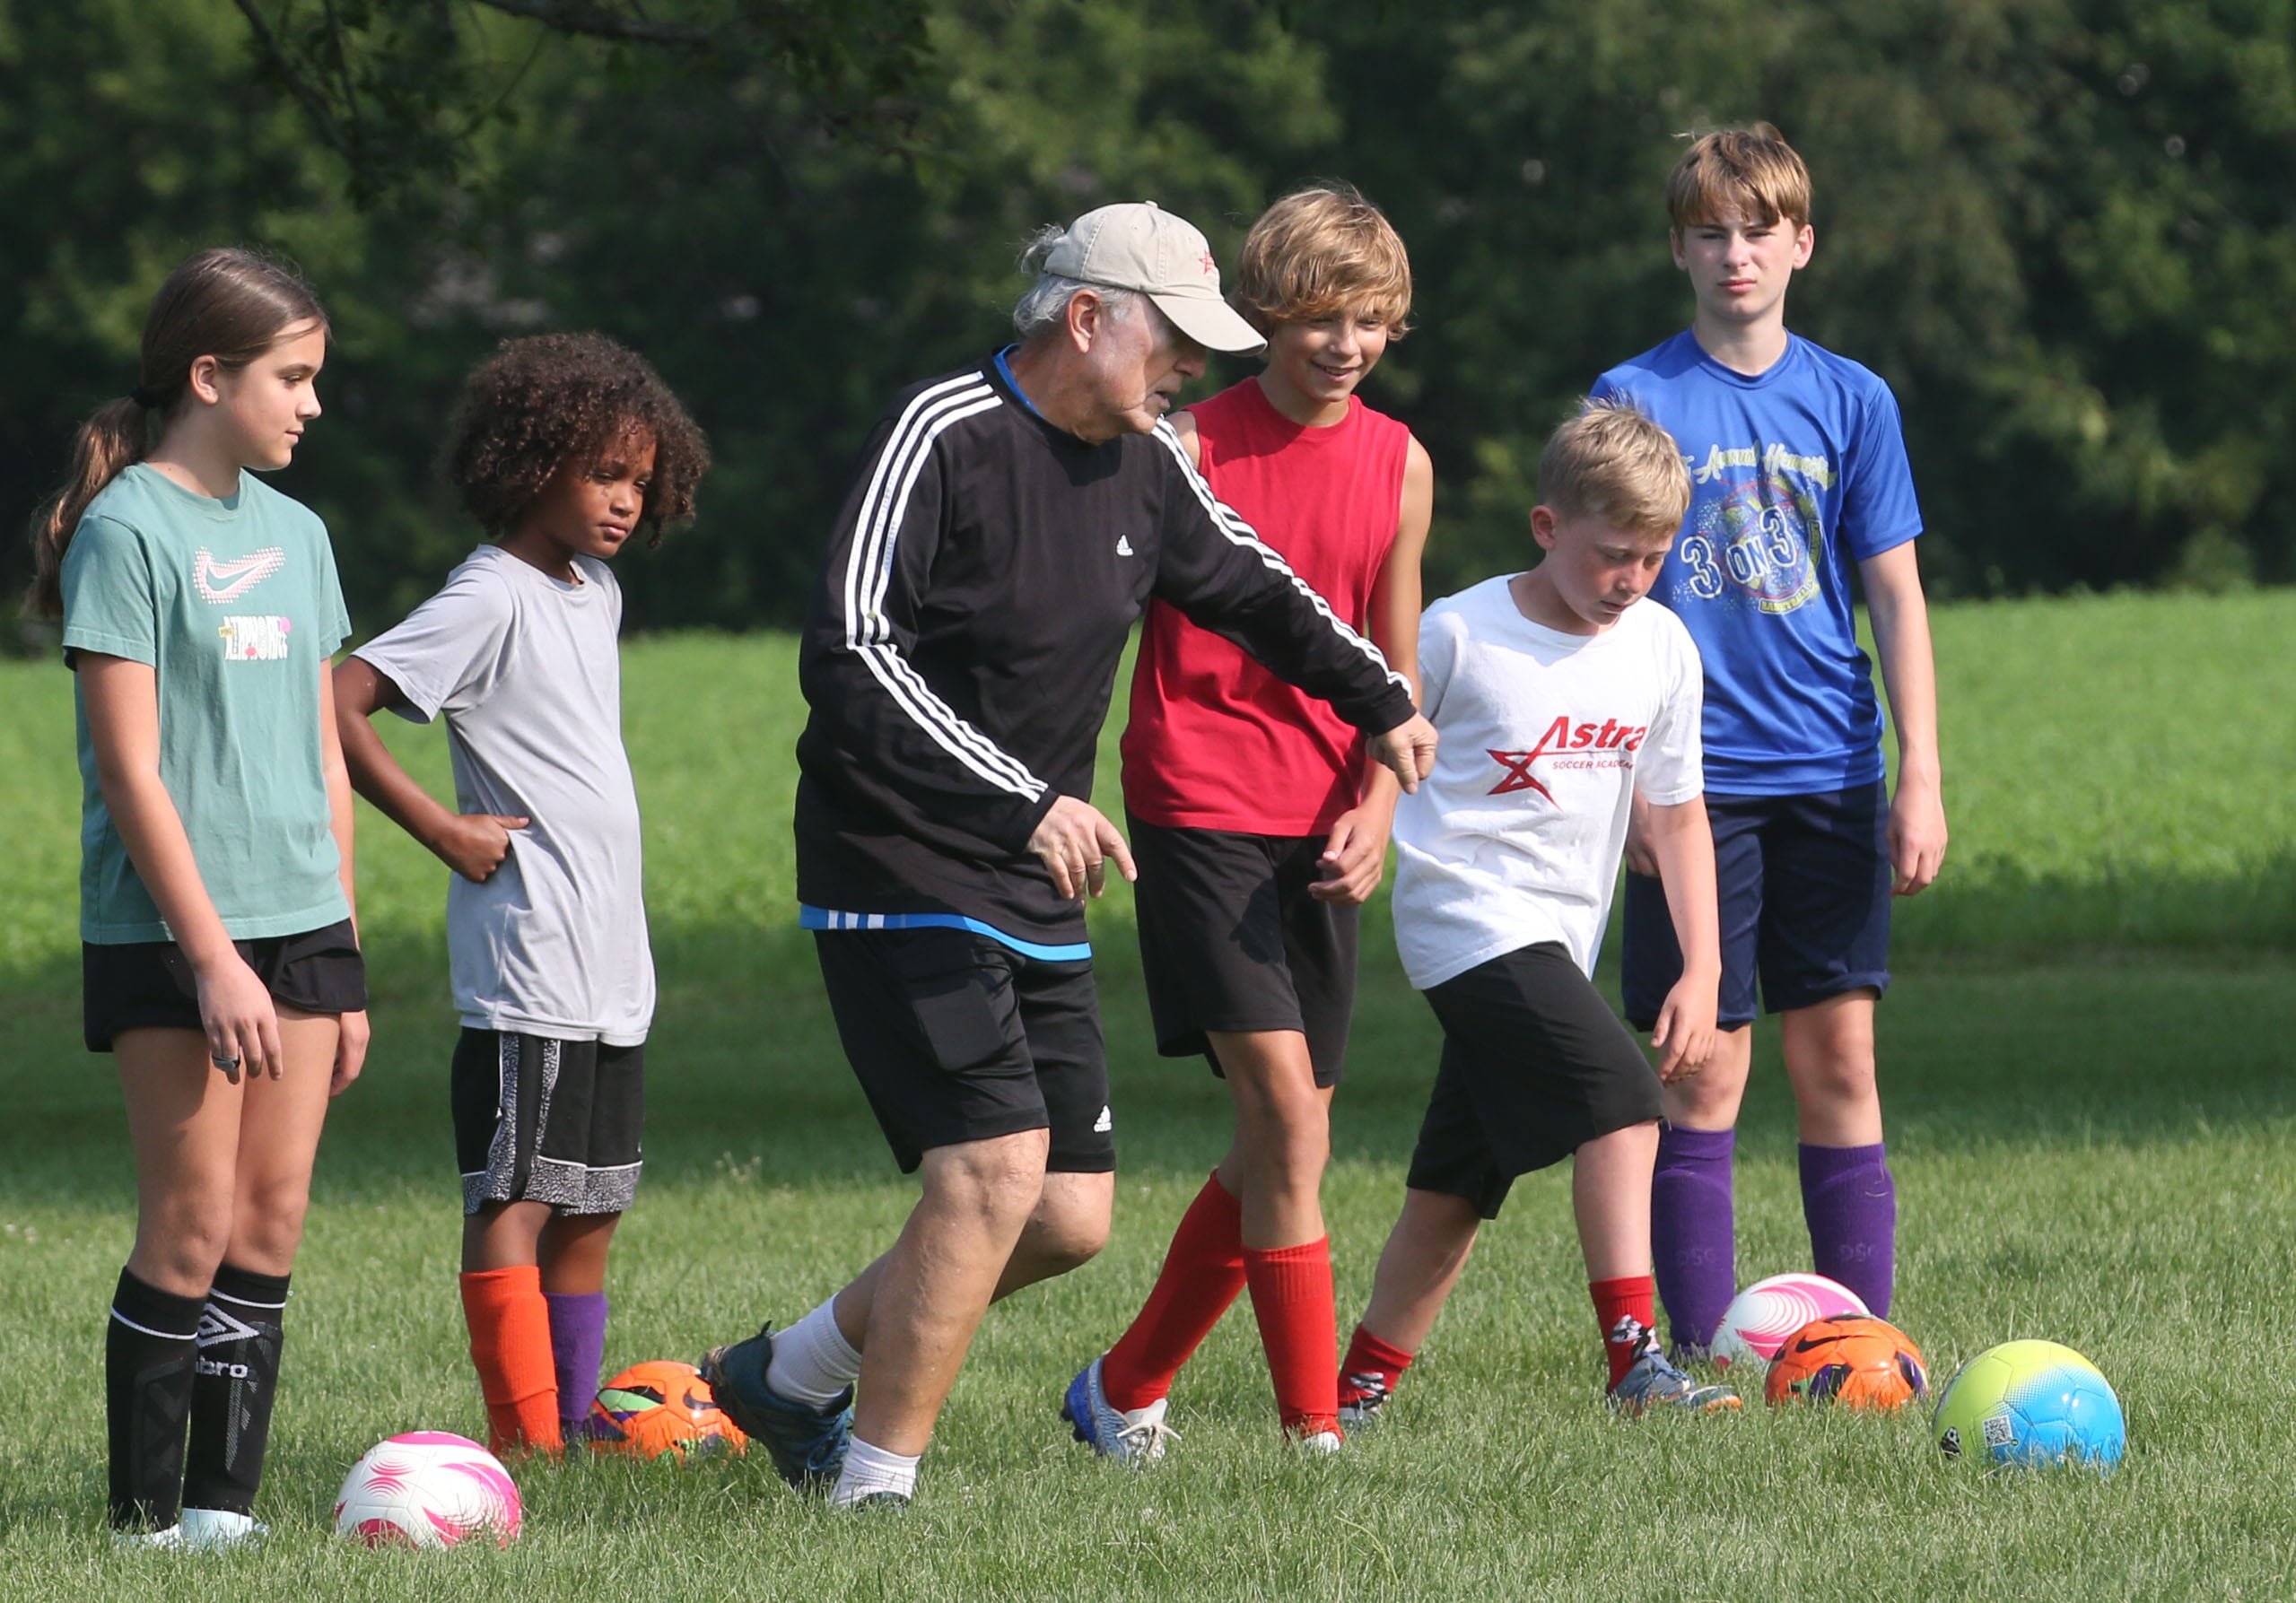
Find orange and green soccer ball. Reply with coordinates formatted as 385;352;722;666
1763;1315;1930;1411
587;1361;748;1460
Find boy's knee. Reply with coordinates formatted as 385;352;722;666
1792;1054;1879;1111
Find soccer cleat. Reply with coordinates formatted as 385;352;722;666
1607;1317;1742;1416
178;1508;267;1550
699;1324;853;1489
1293;1427;1344;1455
1061;1355;1175;1466
834;1489;913;1513
1336;1370;1392;1429
110;1523;187;1553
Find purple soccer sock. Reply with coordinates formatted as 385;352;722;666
546;1291;608;1440
1651;1123;1737;1355
1800;1142;1896;1318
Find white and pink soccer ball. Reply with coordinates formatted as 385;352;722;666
333;1431;522;1548
1710;1273;1870;1375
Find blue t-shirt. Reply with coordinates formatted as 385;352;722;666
1592;331;1921;794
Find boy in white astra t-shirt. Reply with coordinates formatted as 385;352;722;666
1334;400;1739;1418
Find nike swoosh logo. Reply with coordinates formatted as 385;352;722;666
194;546;287;604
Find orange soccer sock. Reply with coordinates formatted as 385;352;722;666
1244;1236;1340;1438
1100;1172;1247;1411
458;1267;563;1457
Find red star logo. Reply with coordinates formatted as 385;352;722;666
1199;251;1217;275
1487;748;1555;802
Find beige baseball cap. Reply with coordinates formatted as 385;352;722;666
1043;201;1266;354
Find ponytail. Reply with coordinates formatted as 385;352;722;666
24;397;153;618
21;246;327;621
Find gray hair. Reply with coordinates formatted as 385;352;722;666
1011;224;1138;340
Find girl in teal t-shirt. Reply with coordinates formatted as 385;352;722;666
26;248;370;1550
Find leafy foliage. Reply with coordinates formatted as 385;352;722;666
4;0;2290;642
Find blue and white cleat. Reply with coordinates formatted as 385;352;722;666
1606;1318;1742;1416
700;1324;853;1489
1061;1355;1175;1466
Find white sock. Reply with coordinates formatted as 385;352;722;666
830;1436;920;1508
765;1295;863;1407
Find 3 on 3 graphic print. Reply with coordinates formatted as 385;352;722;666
196;546;293;662
1676;450;1829;614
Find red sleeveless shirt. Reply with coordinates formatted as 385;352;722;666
1122;379;1411;833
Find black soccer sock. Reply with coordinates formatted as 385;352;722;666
183;1262;291;1516
106;1268;205;1530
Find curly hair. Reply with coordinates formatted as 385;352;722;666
444;333;709;545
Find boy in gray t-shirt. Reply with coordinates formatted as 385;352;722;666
335;334;709;1456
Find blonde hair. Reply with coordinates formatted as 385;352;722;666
1666;123;1812;231
1538;399;1692;537
1231;182;1413;335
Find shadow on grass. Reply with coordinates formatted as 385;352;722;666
3;916;2291;1216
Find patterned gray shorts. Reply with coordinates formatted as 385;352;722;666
450;1028;644;1215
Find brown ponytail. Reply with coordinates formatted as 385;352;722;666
23;248;328;619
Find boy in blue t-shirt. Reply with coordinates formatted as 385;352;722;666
1591;123;1947;1355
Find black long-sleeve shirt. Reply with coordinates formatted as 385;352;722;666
794;355;1416;951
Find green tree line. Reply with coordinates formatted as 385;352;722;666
5;0;2289;642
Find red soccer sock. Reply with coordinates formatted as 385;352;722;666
1100;1172;1246;1411
1591;1275;1658;1391
459;1267;563;1457
1244;1236;1339;1438
1339;1322;1417;1408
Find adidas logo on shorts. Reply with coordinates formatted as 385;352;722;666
1093;1105;1113;1133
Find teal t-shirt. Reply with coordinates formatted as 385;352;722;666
60;464;354;943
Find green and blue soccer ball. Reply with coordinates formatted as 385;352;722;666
1933;1339;2125;1471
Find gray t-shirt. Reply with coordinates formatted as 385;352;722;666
354;544;653;1044
62;465;353;942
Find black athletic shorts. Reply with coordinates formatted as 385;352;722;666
452;1028;645;1216
1128;815;1358;1089
1406;942;1663;1220
1622;782;1891;1031
813;927;1113;1175
82;919;367;1052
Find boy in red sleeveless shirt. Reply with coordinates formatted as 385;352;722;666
1063;184;1431;1458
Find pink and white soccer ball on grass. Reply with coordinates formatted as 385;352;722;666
333;1431;522;1548
1710;1273;1870;1376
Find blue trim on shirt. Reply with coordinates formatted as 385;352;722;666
993;345;1048;420
799;904;1091;962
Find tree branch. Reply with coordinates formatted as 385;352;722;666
230;0;354;160
466;0;715;47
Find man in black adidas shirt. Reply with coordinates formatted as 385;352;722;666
703;202;1436;1507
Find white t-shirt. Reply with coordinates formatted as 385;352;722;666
1391;576;1704;989
354;544;655;1044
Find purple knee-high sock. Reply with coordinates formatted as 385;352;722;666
1800;1142;1896;1317
1651;1124;1737;1356
545;1291;608;1440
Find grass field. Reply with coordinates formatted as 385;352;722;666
1;589;2291;1600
